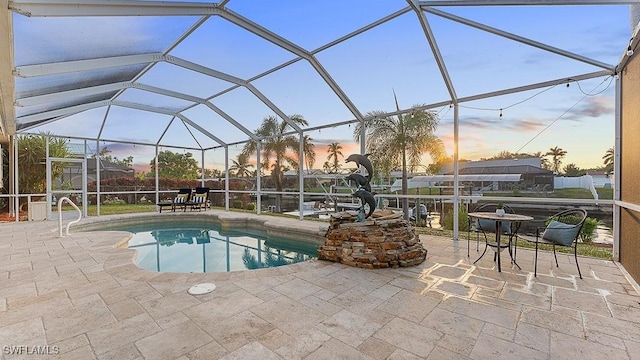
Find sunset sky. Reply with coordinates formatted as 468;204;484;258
17;1;631;174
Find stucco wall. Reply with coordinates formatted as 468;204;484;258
620;49;640;284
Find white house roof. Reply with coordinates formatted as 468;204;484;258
390;174;522;192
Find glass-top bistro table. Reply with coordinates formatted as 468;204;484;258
467;212;534;272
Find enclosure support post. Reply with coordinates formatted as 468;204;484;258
613;73;621;261
46;136;51;220
453;103;460;242
154;145;159;207
256;141;261;214
82;139;88;218
8;135;15;220
13;136;19;221
299;132;304;221
95;139;100;217
224;146;229;211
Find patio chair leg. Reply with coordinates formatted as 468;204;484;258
574;245;582;279
473;245;488;265
553;245;559;267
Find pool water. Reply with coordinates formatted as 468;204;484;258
121;222;318;273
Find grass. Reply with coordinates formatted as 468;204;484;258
60;203;156;216
415;226;613;260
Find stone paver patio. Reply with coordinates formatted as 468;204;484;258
1;210;639;359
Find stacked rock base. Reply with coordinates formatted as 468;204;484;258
318;210;427;269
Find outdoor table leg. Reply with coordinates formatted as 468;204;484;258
496;220;502;272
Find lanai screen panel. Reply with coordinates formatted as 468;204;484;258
12;12;202;137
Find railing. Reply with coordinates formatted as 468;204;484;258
58;196;81;237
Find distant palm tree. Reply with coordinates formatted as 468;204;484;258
326;142;343;173
229;153;254;178
241;115;312;212
303;135;316;172
353;94;445;219
546;146;567;173
603;147;614;174
532;151;551;170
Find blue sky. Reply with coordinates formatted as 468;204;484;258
15;1;631;173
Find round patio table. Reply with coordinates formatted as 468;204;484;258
468;212;533;272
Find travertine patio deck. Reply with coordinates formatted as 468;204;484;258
1;211;639;360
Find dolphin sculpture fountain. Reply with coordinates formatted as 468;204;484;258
345;153;373;181
345;173;372;193
352;188;376;219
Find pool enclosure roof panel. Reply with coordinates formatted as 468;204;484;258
0;0;635;148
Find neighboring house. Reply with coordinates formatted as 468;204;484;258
439;158;554;192
60;159;134;189
57;143;134;188
586;170;613;188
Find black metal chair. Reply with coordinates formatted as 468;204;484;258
529;208;587;279
467;203;516;258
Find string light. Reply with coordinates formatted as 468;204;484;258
499;109;502;119
627;45;634;57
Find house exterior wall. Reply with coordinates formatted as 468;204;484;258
620;47;640;285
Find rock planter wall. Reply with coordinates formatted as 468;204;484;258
318;210;427;269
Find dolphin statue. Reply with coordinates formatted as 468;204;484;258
352;189;376;219
345;173;371;193
345;153;373;181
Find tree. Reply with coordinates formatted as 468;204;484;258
229;153;254;178
200;168;221;179
241;115;312;212
602;147;614;174
532;151;551;170
563;163;585;177
353;95;445;219
546;146;567;173
95;147;133;167
326;142;343;173
303;135;316;172
149;150;199;180
18;134;70;194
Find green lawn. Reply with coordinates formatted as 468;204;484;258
60;203;157;216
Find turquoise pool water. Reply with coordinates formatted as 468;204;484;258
119;222;318;273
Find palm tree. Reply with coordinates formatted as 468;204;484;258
353;95;445;219
603;147;614;174
546;146;567;174
303;135;316;172
532;151;551;170
326;142;343;173
241;115;312;212
229;153;254;178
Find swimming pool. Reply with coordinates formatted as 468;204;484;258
103;220;319;273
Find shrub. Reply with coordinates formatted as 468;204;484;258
246;203;256;211
444;205;469;232
232;200;244;209
579;217;601;243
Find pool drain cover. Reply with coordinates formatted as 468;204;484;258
188;283;216;295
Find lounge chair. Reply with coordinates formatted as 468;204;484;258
157;188;191;213
187;187;209;211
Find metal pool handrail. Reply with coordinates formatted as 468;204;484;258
58;196;81;237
